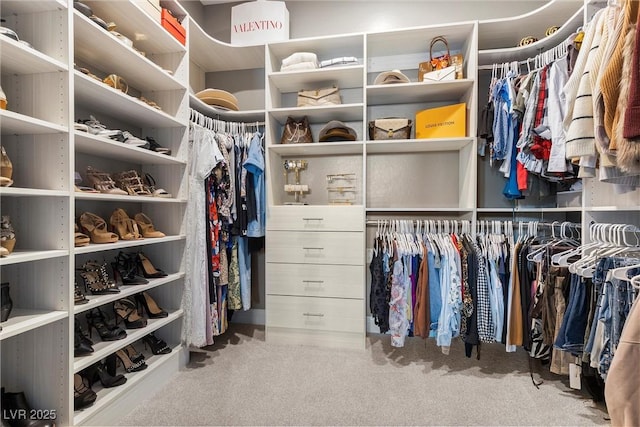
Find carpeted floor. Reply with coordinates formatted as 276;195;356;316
118;323;609;426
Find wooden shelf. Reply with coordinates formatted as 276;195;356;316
74;235;186;255
366;79;474;105
0;35;68;75
74;192;186;204
269;141;363;156
269;104;364;124
365;138;474;153
0;250;68;266
0;109;68;135
0;309;68;341
189;95;265;123
269;65;364;92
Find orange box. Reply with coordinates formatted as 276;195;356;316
161;8;186;45
415;103;466;139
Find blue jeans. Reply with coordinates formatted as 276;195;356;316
554;273;589;355
428;249;442;336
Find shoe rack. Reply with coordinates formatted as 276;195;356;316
1;0;189;425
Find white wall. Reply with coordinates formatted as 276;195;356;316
183;0;549;43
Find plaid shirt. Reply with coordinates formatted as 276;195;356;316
530;66;553;160
473;241;495;343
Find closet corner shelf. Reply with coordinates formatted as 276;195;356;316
269;104;364;124
73;11;186;92
72;342;183;426
269;65;365;93
366;79;474;105
365;138;474;153
0;309;68;341
188;18;264;72
189;94;265;123
73;235;186;255
74;132;187;166
0;250;68;266
0;109;68;135
587;206;640;212
0;187;69;198
73;272;185;315
73;309;184;373
83;0;186;55
74;71;185;129
365;207;474;213
0;36;68;75
269;141;363;156
1;0;67;15
74;192;187;204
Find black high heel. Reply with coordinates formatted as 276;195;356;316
73;374;97;410
111;251;148;286
137;252;168;278
144;137;171;155
124;344;145;364
74;322;94;356
1;282;13;322
86;308;127;341
82;362;126;388
114;348;147;373
136;292;168;318
114;298;147;329
143;332;172;355
78;261;120;295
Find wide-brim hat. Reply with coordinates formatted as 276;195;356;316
319;120;357;142
374;69;410;85
195;88;239;111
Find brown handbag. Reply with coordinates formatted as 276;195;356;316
297;86;341;107
368;118;413;140
418;36;464;82
280;116;313;144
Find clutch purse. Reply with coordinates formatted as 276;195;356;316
418;36;464;82
368;118;413;140
297;86;341;107
280;116;313;144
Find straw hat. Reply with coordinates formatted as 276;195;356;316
195;88;239;111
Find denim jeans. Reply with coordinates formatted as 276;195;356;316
554;274;590;355
428;249;442;336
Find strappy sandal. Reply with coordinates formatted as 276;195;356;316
74;171;99;193
78;261;120;295
133;213;165;238
109;208;143;240
113;170;152;197
1;146;13;187
144;173;172;198
74;223;90;247
85;166;128;195
79;212;119;244
145;137;171;155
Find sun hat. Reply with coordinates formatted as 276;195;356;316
319;120;357;142
374;69;410;85
195;88;239;111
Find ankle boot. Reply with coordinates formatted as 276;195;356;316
0;216;16;255
1;387;56;427
1;282;12;322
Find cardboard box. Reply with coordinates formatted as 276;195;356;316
415;103;466;139
135;0;161;22
161;8;186;45
231;1;289;46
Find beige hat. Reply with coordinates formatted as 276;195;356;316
195;88;239;111
374;69;410;85
319;120;357;142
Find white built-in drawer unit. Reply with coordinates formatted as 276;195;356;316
267;205;364;231
266;231;364;265
267;295;364;333
268;263;362;299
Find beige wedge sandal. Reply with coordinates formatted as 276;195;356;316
133;213;165;238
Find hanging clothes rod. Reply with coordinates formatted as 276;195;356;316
478;35;572;71
189;108;265;129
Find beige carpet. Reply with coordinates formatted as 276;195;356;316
118;323;609;426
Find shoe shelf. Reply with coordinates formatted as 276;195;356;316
269;65;365;93
73;308;183;373
365;138;475;153
0;0;66;14
73;273;185;316
365;207;476;213
0;250;68;266
72;342;182;426
0;36;68;75
81;1;186;56
587;206;640;212
0;187;69;198
74;192;187;204
74;235;186;256
476;207;583;213
74;132;186;166
0;309;68;341
73;11;185;93
74;72;184;129
269;141;364;156
366;79;475;105
188;95;265;123
0;109;68;135
269;104;364;124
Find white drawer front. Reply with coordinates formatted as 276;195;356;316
267;295;364;333
266;231;364;265
267;263;363;298
267;205;363;231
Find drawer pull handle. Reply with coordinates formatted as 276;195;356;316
302;217;324;221
303;312;325;317
302;280;324;284
302;247;324;251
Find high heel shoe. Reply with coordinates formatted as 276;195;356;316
74;321;94;356
113;298;147;329
79;212;119;244
145;136;171;155
144;173;171;198
136;292;168;318
73;374;97;410
85;166;127;195
78;260;120;294
74;223;90;247
82;362;126;388
1;282;12;322
109;208;143;240
111;251;148;286
86;308;127;341
137;252;168;278
143;332;172;355
1;146;13;187
133;213;165;238
124;344;145;364
74;281;89;305
1;215;16;255
114;348;147;373
113;170;152;197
